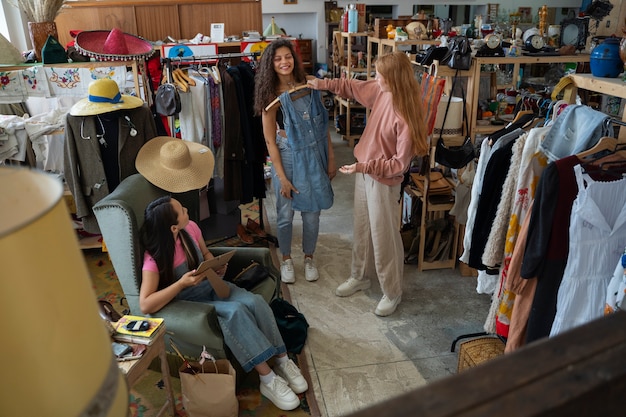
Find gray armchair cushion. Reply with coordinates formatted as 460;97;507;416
93;173;278;359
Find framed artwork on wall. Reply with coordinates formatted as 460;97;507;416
284;0;297;4
518;7;532;24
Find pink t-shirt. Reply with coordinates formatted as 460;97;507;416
142;220;204;273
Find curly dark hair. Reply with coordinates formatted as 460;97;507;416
253;39;307;115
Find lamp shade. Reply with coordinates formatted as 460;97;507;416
0;167;128;416
263;16;282;37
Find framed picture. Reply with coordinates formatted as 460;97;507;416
284;0;297;4
518;7;532;23
560;18;588;51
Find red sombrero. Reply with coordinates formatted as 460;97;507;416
75;28;154;61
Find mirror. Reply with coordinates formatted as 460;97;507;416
560;18;588;51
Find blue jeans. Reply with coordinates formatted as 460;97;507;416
177;281;286;372
273;134;321;257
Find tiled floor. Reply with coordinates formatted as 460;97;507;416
263;132;492;417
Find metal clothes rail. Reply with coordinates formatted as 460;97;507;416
160;51;261;65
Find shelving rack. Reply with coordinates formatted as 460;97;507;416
367;37;440;80
333;31;369;147
467;54;590;141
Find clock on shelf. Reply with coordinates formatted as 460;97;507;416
522;34;559;56
475;33;505;57
525;34;545;52
560;17;589;52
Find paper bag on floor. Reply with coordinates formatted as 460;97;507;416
179;359;238;417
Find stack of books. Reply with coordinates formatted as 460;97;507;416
113;315;165;346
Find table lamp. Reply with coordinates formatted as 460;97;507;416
263;16;282;37
0;167;128;416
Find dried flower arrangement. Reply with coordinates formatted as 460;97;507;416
9;0;66;22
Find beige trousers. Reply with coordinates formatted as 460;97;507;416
351;173;404;299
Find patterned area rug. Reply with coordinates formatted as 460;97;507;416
85;199;310;417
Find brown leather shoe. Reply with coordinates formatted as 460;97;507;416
246;218;267;237
237;224;254;244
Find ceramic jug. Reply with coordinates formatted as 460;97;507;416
590;36;623;78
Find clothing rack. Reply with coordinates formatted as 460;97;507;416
161;52;273;245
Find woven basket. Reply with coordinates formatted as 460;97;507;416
457;336;505;373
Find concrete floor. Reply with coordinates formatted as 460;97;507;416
263;132;493;417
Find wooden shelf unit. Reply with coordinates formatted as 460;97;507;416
406;174;459;272
367;37;440;80
333;32;369;147
467;54;590;141
297;38;314;74
559;73;626;141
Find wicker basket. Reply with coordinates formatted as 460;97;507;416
457;336;505;373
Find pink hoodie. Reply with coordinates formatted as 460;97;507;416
319;77;415;186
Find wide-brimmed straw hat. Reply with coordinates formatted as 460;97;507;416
136;137;215;193
70;78;144;116
75;28;154;61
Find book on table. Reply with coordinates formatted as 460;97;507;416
112;342;148;361
113;315;165;345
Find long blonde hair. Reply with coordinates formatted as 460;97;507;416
375;52;428;156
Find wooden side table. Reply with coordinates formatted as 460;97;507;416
116;327;176;416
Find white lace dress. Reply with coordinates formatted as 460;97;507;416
550;164;626;336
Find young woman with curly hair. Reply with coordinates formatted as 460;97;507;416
254;39;336;284
307;51;428;316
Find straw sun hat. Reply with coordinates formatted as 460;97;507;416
136;137;215;193
70;78;144;116
75;28;154;61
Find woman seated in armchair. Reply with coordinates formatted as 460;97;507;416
135;137;308;411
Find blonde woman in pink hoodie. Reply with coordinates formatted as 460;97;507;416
308;52;428;316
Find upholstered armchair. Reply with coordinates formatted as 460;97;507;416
93;173;278;359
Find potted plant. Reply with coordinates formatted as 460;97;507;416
9;0;66;61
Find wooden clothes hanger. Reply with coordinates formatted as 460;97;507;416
580;141;626;180
209;66;221;84
264;84;311;112
577;136;618;161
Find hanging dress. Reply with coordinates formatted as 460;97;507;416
278;89;333;212
550;164;626;337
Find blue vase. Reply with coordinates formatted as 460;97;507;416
590;37;623;78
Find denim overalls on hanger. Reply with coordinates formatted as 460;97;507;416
277;89;333;212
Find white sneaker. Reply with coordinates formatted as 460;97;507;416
281;259;295;283
304;258;319;282
260;375;300;411
335;277;370;297
374;295;401;317
274;359;308;394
